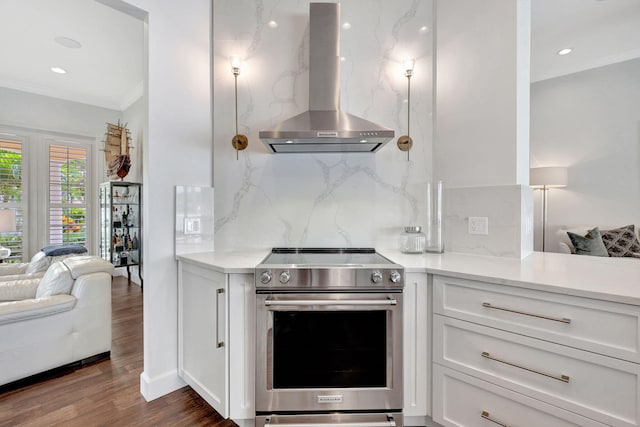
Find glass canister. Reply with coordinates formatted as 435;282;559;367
425;180;444;253
401;226;427;253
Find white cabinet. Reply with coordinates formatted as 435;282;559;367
178;260;255;423
402;273;429;422
432;274;640;427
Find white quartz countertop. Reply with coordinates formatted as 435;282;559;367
177;250;269;273
381;250;640;305
177;250;640;305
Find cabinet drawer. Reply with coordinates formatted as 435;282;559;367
433;364;607;427
434;315;640;427
433;275;640;362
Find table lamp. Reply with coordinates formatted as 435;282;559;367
530;167;568;251
0;209;16;261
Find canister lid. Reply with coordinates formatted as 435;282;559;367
404;226;422;233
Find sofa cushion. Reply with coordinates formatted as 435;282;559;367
600;225;640;257
62;256;114;279
567;227;609;257
25;251;50;274
35;261;74;298
0;294;76;325
0;278;40;301
0;272;45;283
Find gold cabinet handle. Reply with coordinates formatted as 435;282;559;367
481;352;570;383
482;302;571;324
481;411;510;427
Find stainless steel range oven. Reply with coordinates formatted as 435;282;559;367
255;248;404;427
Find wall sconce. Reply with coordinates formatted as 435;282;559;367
530;166;568;251
397;59;415;161
230;55;248;160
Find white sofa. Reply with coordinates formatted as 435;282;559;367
556;225;640;255
0;255;114;387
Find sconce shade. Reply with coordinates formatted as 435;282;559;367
404;59;415;70
530;167;568;188
0;209;16;233
230;55;242;75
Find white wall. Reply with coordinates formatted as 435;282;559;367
121;95;144;184
0;86;120;139
121;0;213;402
434;0;533;258
213;0;433;252
531;58;640;252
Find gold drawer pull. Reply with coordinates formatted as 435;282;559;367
482;302;571;324
482;352;570;383
481;411;510;427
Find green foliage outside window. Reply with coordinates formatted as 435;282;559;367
0;149;21;203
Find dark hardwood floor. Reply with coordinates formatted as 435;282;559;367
0;276;238;427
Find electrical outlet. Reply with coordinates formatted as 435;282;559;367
468;217;489;235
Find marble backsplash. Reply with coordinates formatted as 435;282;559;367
444;185;534;259
213;0;434;251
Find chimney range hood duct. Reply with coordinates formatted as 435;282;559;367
259;3;394;153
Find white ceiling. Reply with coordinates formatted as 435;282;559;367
0;1;638;109
531;0;640;82
0;0;144;111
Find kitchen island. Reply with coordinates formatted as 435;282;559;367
177;250;640;427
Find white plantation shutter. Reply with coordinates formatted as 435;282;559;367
0;138;24;261
48;143;89;247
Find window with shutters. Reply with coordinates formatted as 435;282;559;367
0;138;24;262
48;142;90;247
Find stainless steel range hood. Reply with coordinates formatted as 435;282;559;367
259;3;394;153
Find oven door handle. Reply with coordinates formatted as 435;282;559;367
264;298;397;307
264;420;396;427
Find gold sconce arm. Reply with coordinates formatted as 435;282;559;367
230;56;248;159
397;59;415;161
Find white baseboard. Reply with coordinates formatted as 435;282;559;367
139;369;186;402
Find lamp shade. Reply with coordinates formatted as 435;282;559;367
530;167;568;188
0;209;16;233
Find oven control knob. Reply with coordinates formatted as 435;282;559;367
260;271;272;285
279;270;291;284
390;270;402;284
371;270;383;284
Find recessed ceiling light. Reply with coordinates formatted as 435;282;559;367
557;48;572;55
267;20;278;29
342;22;351;30
50;67;67;74
54;36;82;49
419;26;430;34
340;56;347;62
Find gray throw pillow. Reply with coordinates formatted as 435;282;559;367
567;227;609;257
600;225;640;257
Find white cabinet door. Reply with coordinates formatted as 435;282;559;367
403;273;429;418
178;261;229;418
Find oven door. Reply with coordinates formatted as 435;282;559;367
255;291;403;413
